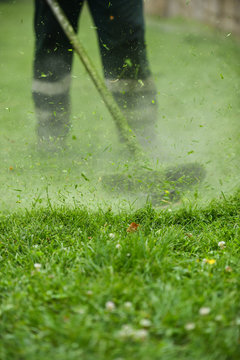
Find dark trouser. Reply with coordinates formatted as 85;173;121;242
33;0;158;143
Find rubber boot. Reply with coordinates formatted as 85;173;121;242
106;75;158;148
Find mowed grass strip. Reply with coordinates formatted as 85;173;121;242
0;191;240;360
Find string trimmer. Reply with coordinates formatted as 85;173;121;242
46;0;205;204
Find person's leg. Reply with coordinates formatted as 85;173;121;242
33;0;84;146
88;0;158;145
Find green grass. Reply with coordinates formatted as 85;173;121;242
0;2;240;358
0;191;240;359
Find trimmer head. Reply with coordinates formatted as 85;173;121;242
102;162;206;205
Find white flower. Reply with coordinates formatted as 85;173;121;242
73;306;85;315
236;318;240;325
199;307;211;316
33;244;39;248
124;301;132;309
139;319;152;328
109;233;115;239
118;325;134;338
34;263;41;271
118;325;148;341
185;322;195;331
105;301;115;311
215;315;223;321
218;241;226;249
132;329;148;341
86;290;93;296
116;243;121;249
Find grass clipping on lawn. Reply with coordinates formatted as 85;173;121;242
0;190;240;360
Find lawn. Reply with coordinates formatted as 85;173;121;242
0;192;240;359
0;1;240;359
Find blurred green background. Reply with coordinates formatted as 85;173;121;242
0;0;239;212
